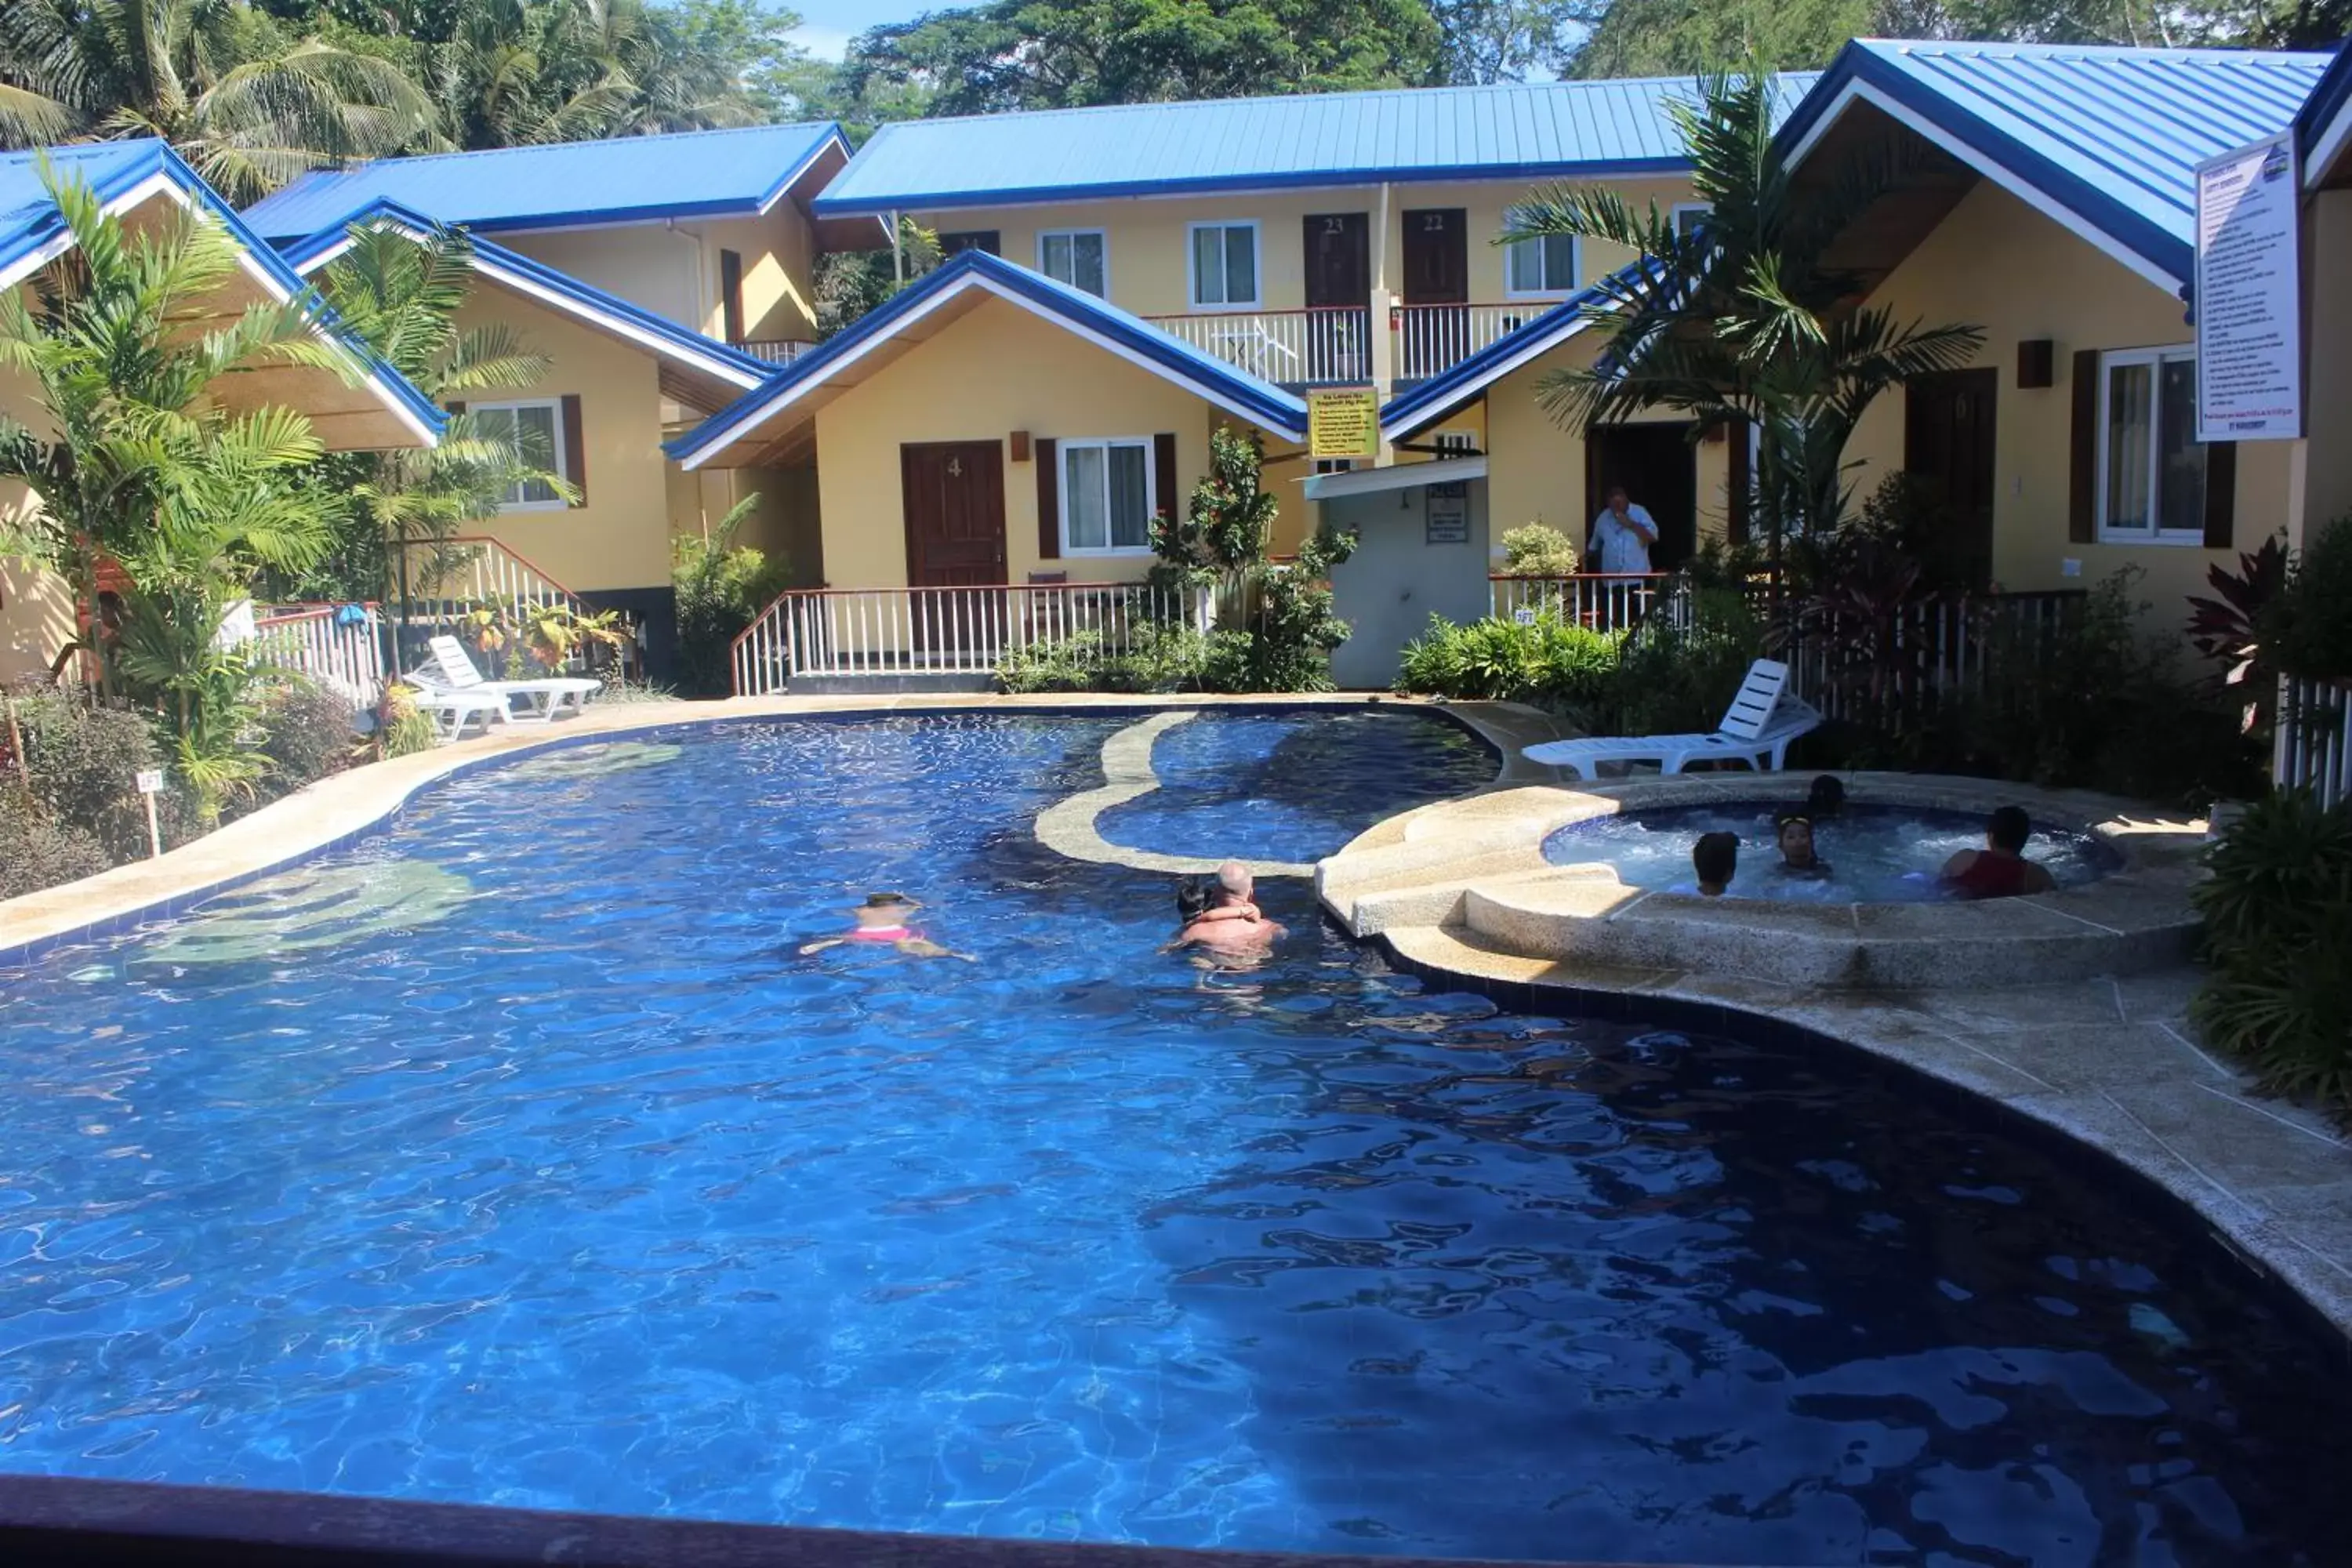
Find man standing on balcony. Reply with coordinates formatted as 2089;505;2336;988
1588;485;1659;575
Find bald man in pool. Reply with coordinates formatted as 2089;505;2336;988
1173;862;1284;953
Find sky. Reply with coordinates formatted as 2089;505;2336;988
789;1;965;61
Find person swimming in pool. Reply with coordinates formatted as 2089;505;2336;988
800;891;973;961
1805;775;1847;820
1773;814;1833;880
1692;830;1739;897
1172;862;1284;954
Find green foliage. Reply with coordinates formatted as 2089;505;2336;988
815;220;941;339
2265;514;2352;682
1397;613;1621;711
0;794;111;901
377;684;441;759
2185;531;2290;734
253;677;358;797
1606;589;1765;737
1497;523;1580;576
4;688;191;867
673;496;791;696
997;622;1227;694
1148;426;1357;692
2191;792;2352;1116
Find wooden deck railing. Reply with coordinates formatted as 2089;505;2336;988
1489;573;1671;631
252;604;387;715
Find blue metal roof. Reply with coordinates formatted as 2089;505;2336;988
1781;39;2328;286
2294;42;2352;182
813;74;1819;215
281;199;769;391
669;249;1308;466
0;138;445;441
241;122;848;241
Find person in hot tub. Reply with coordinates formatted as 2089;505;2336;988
800;892;972;961
1773;813;1834;880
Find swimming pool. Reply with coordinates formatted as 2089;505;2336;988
1544;801;2118;903
3;712;2347;1565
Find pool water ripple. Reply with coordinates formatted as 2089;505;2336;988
1;712;2347;1565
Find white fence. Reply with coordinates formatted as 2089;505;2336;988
739;339;815;366
1489;573;1670;631
1144;307;1372;386
1394;303;1545;382
2275;673;2350;809
394;535;589;620
733;581;1210;695
1779;591;2083;726
252;604;387;716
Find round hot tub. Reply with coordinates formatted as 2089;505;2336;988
1542;800;2123;903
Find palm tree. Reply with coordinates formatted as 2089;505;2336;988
424;0;760;150
1502;67;1984;574
308;220;559;659
0;0;435;201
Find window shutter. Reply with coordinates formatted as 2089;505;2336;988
1036;437;1060;560
1726;419;1750;546
1153;433;1178;532
560;394;586;508
2068;349;2098;544
2203;440;2237;550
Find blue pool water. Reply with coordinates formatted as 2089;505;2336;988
1095;709;1494;864
2;713;2348;1566
1546;802;2119;903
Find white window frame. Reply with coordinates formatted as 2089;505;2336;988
1058;437;1158;557
474;397;568;514
1036;227;1109;297
1432;430;1479;458
2095;344;2206;546
1670;202;1714;241
1185;220;1262;310
1502;207;1577;299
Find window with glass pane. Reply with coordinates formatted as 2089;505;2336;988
1191;224;1257;306
2100;348;2205;538
477;401;561;507
1062;440;1153;552
1041;230;1105;296
1674;205;1713;239
1504;210;1573;292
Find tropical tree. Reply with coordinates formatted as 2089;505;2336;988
1502;67;1983;576
299;221;561;655
0;164;351;810
0;0;435;201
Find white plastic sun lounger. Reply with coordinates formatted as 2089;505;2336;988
413;688;506;742
1523;658;1821;780
409;634;601;724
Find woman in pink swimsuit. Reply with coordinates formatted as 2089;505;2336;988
800;892;972;961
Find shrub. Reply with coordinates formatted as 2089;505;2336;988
2191;792;2352;1116
1396;614;1621;715
253;678;357;798
9;691;186;862
1602;589;1762;737
1498;524;1579;577
673;499;792;698
377;684;441;760
0;794;110;900
2266;514;2352;681
999;623;1221;694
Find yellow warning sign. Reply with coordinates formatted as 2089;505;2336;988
1307;387;1381;459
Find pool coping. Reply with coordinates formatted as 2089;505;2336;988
0;692;1541;968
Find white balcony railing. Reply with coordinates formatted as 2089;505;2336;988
2276;673;2350;810
1394;303;1550;383
1490;573;1671;632
1143;307;1371;387
732;581;1211;695
252;604;387;717
738;339;815;367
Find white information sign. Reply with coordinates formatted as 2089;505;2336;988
2194;132;2303;441
134;768;165;794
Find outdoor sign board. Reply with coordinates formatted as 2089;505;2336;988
1308;387;1381;459
1425;476;1470;544
2194;132;2303;441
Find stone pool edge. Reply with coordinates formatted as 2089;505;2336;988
0;692;1552;967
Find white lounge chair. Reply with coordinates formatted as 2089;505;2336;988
412;688;506;743
408;634;601;724
1523;658;1821;780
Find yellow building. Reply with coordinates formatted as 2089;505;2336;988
244;125;860;670
1;140;443;687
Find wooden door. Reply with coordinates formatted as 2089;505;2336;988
1585;423;1697;572
1303;212;1371;383
901;441;1007;586
1401;209;1468;304
1904;368;1998;590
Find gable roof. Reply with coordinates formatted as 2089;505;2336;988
667;249;1308;470
1778;39;2328;291
281;199;768;412
241;122;851;242
2295;42;2352;187
0;138;443;449
1381;270;1628;441
813;74;1819;216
